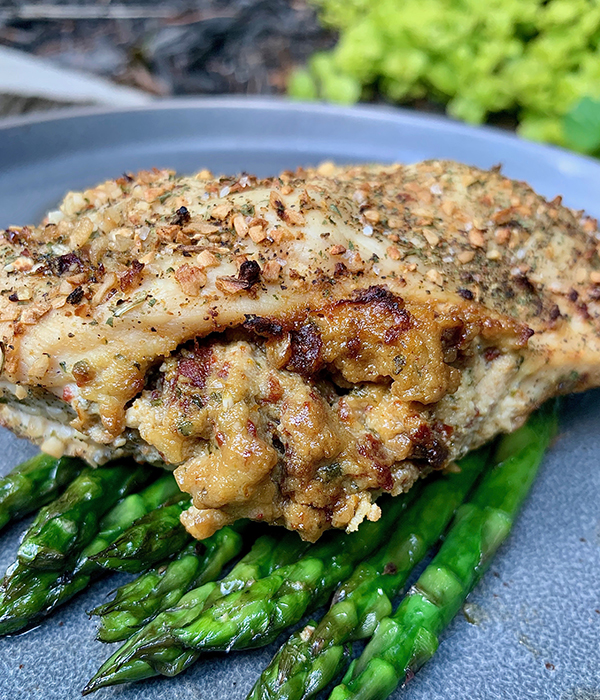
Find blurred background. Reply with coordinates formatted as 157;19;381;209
1;0;600;156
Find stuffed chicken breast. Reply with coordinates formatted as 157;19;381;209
0;160;598;541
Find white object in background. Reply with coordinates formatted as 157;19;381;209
0;45;152;106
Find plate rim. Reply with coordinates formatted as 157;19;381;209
1;95;599;175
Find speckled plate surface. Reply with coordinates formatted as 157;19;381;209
0;98;599;700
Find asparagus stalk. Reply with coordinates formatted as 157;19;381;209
72;472;182;575
192;522;247;587
329;403;557;700
150;488;417;663
0;471;180;635
83;532;313;693
248;447;490;700
92;523;246;643
16;462;151;571
90;492;192;573
0;453;85;532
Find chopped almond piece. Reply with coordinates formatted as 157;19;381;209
15;286;31;300
426;269;444;286
28;354;51;381
441;200;457;216
74;303;92;318
329;244;346;256
144;187;167;203
468;229;485;248
174;264;207;296
187;221;220;236
9;257;34;273
346;252;364;272
458;250;476;264
196;250;219;269
69;217;94;249
582;217;597;234
262;260;282;281
119;260;145;293
270;227;293;244
495;227;511;245
20;302;51;325
232;214;248;238
422;229;440;247
363;209;380;224
249;225;267;243
91;272;118;307
215;277;249;295
211;203;232;221
491;207;515;224
316;161;335;176
576;268;589;283
59;279;74;295
284;209;306;226
270;190;285;216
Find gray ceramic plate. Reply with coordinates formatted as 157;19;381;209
0;98;599;700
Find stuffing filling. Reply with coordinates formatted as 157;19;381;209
126;286;526;541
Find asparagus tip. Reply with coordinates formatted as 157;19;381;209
81;668;124;695
82;657;156;694
82;659;129;694
81;677;103;695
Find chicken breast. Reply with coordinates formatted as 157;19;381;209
0;160;598;541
